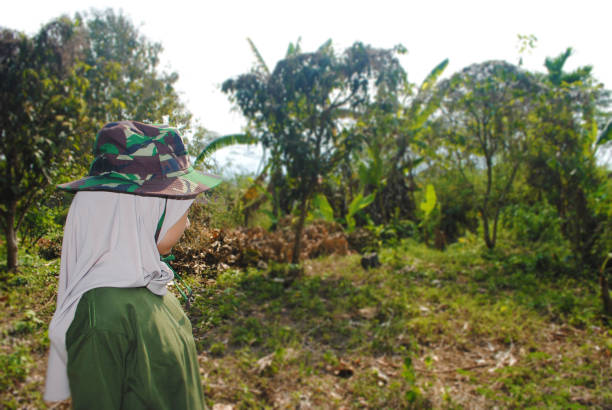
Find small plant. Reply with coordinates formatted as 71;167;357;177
418;184;441;248
9;310;43;335
401;356;422;405
209;342;226;357
0;346;32;392
231;317;265;347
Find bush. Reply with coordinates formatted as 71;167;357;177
498;202;575;276
20;205;65;252
419;171;479;244
37;236;63;260
502;202;565;244
347;227;379;253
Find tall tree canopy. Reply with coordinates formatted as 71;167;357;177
0;10;192;270
222;40;405;263
525;48;611;266
436;61;539;249
78;9;191;135
0;17;88;270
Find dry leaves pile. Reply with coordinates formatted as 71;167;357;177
173;220;350;275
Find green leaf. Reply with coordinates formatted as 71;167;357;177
596;120;612;146
419;184;437;218
348;193;375;218
344;193;375;232
420;58;449;92
260;209;278;225
317;38;333;53
312;193;335;222
358;161;370;187
247;37;270;75
193;133;258;165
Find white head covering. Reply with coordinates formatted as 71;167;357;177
44;191;193;401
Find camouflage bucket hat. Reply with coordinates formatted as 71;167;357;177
58;120;222;198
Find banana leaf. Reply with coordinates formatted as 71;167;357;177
194;133;259;165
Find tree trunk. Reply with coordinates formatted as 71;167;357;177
480;208;494;249
4;201;18;271
291;195;309;265
601;274;612;316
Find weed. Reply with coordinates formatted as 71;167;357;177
0;346;32;391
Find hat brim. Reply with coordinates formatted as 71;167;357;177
57;169;223;199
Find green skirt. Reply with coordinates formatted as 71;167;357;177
66;287;206;410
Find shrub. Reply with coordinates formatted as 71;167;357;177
20;204;65;252
502;202;566;244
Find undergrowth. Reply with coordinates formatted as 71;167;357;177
1;236;611;408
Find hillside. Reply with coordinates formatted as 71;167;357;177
1;238;610;409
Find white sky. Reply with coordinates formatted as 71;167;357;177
3;0;612;172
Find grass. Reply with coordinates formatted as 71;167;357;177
0;253;60;409
1;238;611;408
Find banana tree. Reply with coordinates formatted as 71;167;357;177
310;191;374;233
418;184;439;246
353;58;448;224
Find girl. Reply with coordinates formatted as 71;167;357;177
44;121;221;409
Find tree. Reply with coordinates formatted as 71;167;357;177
525;48;611;267
222;40;404;263
0;18;88;270
79;9;192;139
353;58;448;225
0;10;195;270
436;61;538;249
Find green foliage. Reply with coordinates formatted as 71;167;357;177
419;184;437;218
246;37;270;75
401;356;422;404
435;60;539;249
352;58;448;225
1;9;195;270
191;175;255;230
0;346;32;392
420;59;449;93
223;40;405;262
346;193;375;232
421;168;479;244
524;48;610;268
596;120;612;147
193;133;259;165
209;342;226;357
0;18;89;270
0;251;59;407
231;317;265;347
516;34;538;57
347;227;380;253
502;202;566;244
417;184;441;246
2;235;612;407
9;310;44;336
357;146;385;190
79;9;192;132
310;193;335;222
18;203;65;251
544;47;593;87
